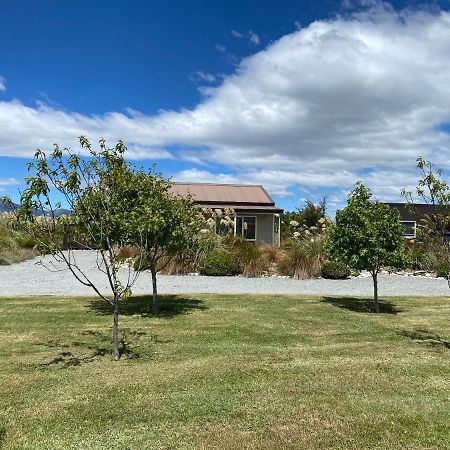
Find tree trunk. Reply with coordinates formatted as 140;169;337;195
372;271;380;313
151;267;159;314
112;297;120;360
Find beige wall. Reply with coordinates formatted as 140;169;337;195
256;214;274;245
236;213;274;245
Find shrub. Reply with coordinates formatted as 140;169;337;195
199;248;240;276
435;263;449;279
260;244;284;264
228;237;269;277
116;245;139;261
0;217;38;265
278;237;324;279
162;232;225;274
403;240;438;271
321;261;351;279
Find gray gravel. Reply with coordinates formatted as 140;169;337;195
0;250;449;297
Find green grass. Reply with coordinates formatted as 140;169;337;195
0;294;449;449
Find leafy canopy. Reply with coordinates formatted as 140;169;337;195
127;171;202;272
325;183;404;273
402;157;450;280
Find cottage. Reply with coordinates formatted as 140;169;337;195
386;203;450;238
170;183;283;245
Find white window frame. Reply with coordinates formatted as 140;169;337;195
234;215;257;242
402;221;416;238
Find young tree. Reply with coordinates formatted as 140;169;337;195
282;198;326;237
325;183;404;313
130;173;201;314
8;137;144;360
402;157;450;286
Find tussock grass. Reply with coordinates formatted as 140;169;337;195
0;294;449;449
0;218;38;265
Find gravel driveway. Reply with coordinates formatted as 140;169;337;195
0;250;449;297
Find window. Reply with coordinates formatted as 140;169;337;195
402;221;416;238
235;216;257;241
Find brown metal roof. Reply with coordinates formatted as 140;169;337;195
170;182;275;205
194;204;284;214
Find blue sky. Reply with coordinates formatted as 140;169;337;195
2;0;450;212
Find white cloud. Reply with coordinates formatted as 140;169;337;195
215;44;227;53
2;3;450;205
172;167;419;204
173;168;294;197
230;29;260;45
0;177;19;192
0;76;6;91
190;71;217;83
248;31;260;45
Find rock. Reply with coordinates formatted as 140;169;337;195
412;270;427;276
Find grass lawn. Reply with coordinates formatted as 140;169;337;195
0;294;449;449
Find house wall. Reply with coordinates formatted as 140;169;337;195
256;213;274;245
234;213;275;245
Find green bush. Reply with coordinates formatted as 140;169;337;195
321;261;351;279
163;232;225;274
403;240;438;271
199;248;240;276
435;263;449;279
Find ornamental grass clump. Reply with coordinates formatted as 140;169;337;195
228;237;269;277
0;213;38;265
278;236;325;279
160;232;225;274
278;217;330;279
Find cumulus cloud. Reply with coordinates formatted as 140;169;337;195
172;167;419;204
2;2;450;204
0;76;6;91
0;177;19;192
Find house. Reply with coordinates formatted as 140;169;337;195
385;203;450;238
170;183;283;245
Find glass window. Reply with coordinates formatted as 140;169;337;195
402;221;416;237
236;216;243;237
243;217;256;240
235;216;257;240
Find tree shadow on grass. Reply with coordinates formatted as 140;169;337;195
38;327;157;367
87;294;208;319
320;296;403;314
0;427;5;449
398;329;450;350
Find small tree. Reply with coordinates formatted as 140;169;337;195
7;137;144;360
402;157;450;286
282;198;326;238
130;174;201;314
325;183;404;313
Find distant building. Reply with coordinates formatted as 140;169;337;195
170;183;283;245
385;203;450;238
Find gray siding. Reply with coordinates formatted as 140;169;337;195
256;214;274;245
